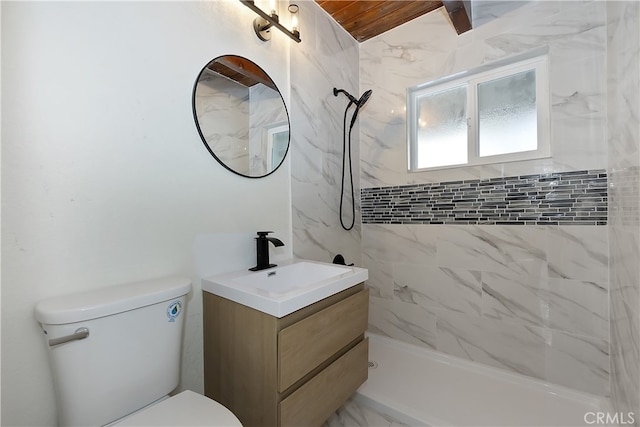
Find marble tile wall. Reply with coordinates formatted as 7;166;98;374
290;1;362;265
290;0;639;406
249;84;289;175
194;74;250;174
359;1;608;188
363;223;609;396
359;1;612;397
607;0;640;421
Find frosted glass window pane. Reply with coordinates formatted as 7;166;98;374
271;130;289;169
478;69;537;157
416;85;467;168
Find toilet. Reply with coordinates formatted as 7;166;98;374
35;277;242;427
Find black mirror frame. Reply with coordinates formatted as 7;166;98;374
191;55;291;179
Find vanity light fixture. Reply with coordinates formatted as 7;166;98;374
241;0;301;43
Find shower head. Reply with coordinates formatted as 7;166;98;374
349;89;373;128
358;89;372;107
333;88;372;108
333;87;373;128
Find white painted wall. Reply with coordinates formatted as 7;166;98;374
1;1;293;425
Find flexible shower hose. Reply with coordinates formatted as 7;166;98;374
339;104;356;231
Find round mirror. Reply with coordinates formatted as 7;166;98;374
192;55;290;178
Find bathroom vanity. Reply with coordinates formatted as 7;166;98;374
202;260;369;427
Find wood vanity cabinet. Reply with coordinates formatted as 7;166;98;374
203;283;369;427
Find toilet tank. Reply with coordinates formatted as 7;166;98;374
35;277;192;427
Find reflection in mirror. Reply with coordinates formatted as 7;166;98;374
192;55;290;178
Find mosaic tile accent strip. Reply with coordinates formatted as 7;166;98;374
609;166;640;227
361;170;608;225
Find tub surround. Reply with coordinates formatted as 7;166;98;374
364;223;609;396
358;1;612;397
360;166;610;396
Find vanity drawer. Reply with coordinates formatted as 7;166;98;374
280;338;368;427
278;288;369;392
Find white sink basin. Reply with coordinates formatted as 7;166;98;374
202;259;368;317
233;262;354;294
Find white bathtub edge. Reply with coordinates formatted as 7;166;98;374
355;332;612;426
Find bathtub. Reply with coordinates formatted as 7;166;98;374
352;333;612;427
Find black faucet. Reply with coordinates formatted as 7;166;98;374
249;231;285;271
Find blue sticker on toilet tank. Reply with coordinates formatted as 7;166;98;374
167;301;182;322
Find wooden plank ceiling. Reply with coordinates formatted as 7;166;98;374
207;56;277;90
314;0;472;42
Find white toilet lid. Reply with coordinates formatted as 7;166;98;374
114;390;242;426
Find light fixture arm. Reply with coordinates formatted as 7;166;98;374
253;15;276;42
241;0;301;43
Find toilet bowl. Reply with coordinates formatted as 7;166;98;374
35;277;242;426
113;391;241;426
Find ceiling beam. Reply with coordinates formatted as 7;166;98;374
442;1;473;35
208;56;276;90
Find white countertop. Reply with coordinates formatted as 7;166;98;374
202;258;368;317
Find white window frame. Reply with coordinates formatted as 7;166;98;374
407;52;550;172
266;122;289;169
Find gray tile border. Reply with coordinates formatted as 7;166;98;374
361;170;608;225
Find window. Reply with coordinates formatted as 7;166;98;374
408;54;549;171
266;123;289;169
